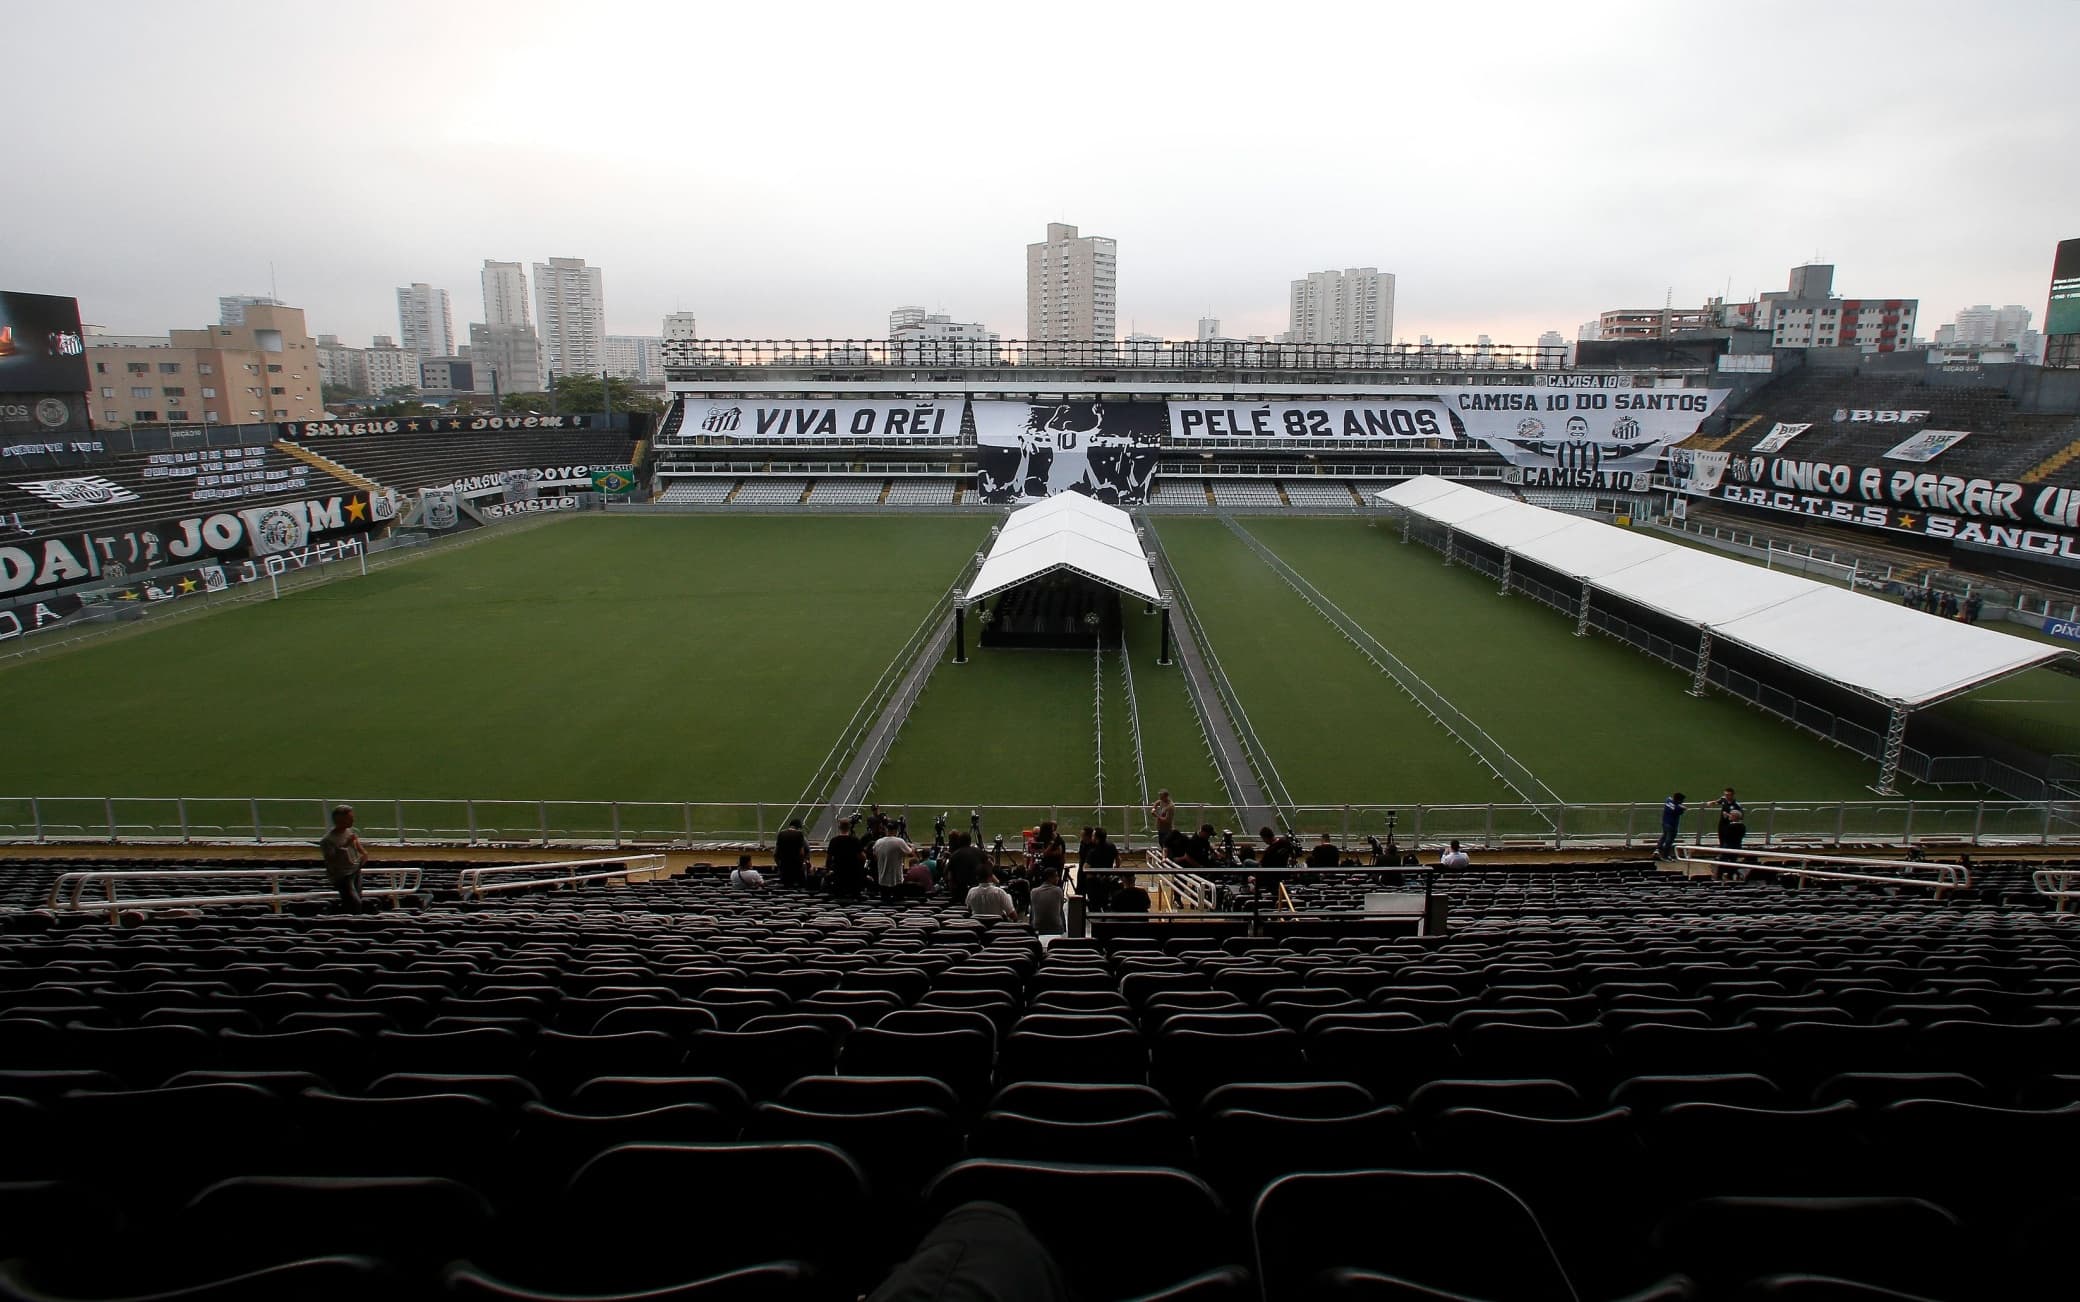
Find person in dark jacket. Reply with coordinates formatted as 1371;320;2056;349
825;817;866;898
775;817;809;888
1306;833;1341;868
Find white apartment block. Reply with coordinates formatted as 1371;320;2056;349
363;335;420;393
889;311;1000;363
533;256;606;376
1757;265;1916;354
468;322;545;394
604;335;665;384
1288;268;1394;346
218;294;282;326
1026;223;1117;342
396;283;454;360
663;312;699;342
314;334;367;394
481;261;531;329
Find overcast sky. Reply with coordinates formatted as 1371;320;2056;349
4;0;2075;348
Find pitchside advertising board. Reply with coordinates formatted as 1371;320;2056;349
1667;451;2080;564
2049;238;2080;339
0;293;88;396
0;490;381;601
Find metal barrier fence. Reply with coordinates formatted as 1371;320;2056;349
2;795;2072;850
662;338;1567;372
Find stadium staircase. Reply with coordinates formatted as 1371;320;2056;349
2020;434;2080;485
1680;413;1762;452
274;439;377;492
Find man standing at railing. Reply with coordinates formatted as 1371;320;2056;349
318;805;369;913
1656;792;1687;861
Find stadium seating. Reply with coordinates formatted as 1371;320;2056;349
884;478;962;504
0;443;361;537
802;477;885;505
1149;479;1209;505
1209;479;1283;508
0;855;2075;1299
729;477;809;505
1281;479;1363;508
309;428;640;493
657;478;739;504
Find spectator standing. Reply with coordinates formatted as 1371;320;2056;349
1081;827;1119;908
1259;826;1295;869
1964;593;1983;624
826;818;866;898
1029;868;1067;935
1715;787;1745;848
873;825;913;898
774;818;809;888
729;855;766;890
1076;826;1095;868
1111;875;1152;913
945;831;991;897
965;869;1020;922
1186;823;1218;869
1439;839;1470;869
1150;790;1176;841
1656;792;1687;860
318;805;368;913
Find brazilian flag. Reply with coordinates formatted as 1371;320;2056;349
590;467;636;495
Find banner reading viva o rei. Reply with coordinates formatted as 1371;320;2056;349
684;399;963;441
1439;383;1730;490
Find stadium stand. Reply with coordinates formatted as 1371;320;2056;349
1209;479;1283;508
804;478;887;505
1724;369;2080;487
305;428;640;493
0;853;2074;1299
1149;478;1210;505
884;478;962;505
0;443;360;537
731;477;810;505
1281;479;1363;508
657;478;739;504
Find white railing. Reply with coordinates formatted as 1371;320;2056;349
2033;867;2080;912
455;854;671;899
1673;844;1970;893
46;865;423;919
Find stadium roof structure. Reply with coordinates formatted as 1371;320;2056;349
1376;476;2074;790
965;493;1163;606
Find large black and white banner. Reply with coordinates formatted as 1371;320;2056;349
1698;453;2080;564
12;476;139;510
479;496;579;520
0;490;379;599
0;592;87;643
1439;385;1729;491
682;399;963;442
973;401;1164;505
1167;401;1451;442
141;446;308;503
280;414;610;439
441;464;614;498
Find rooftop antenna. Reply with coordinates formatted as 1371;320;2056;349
269;262;278;301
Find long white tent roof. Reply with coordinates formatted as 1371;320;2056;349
1377;476;2071;709
966;493;1163;606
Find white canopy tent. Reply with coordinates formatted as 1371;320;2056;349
956;493;1169;665
1376;476;2073;791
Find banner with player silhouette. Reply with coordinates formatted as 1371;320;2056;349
1438;384;1729;492
972;401;1165;505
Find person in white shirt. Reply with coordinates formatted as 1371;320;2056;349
728;855;765;889
965;869;1020;922
872;827;913;897
1439;840;1471;870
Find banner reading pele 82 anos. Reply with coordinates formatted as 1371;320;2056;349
1168;401;1452;442
1438;384;1730;491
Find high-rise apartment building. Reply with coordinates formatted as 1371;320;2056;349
218;294;283;326
1287;268;1394;346
1025;223;1117;342
468;323;545;395
533;256;606;376
604;335;665;384
1941;304;2032;346
314;334;367;394
85;305;321;427
663;312;699;342
889;311;1000;364
1755;264;1916;353
481;261;531;328
396;283;454;361
363;335;419;394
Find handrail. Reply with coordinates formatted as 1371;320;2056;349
47;865;422;918
455;854;669;899
2033;867;2080;912
1674;844;1969;892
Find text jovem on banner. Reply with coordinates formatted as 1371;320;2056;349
1167;402;1452;441
681;399;964;442
1438;385;1730;491
972;401;1164;505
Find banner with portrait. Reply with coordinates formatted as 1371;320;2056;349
1438;385;1729;491
972;401;1164;505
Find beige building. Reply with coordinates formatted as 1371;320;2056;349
86;304;322;428
1026;222;1117;342
1288;268;1394;346
362;335;420;394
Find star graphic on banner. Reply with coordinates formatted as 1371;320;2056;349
346;497;367;521
177;577;198;594
406;421;421;432
1897;513;1918;529
117;589;140;601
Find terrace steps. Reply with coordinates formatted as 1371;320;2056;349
275;440;379;492
2021;436;2080;483
1681;413;1762;453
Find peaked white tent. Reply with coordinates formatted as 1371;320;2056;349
955;494;1169;665
1376;476;2073;792
966;493;1161;605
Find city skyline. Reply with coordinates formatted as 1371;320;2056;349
5;1;2076;349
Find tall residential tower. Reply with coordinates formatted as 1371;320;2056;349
1025;223;1117;342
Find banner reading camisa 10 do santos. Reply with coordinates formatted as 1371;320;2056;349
1438;382;1730;491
